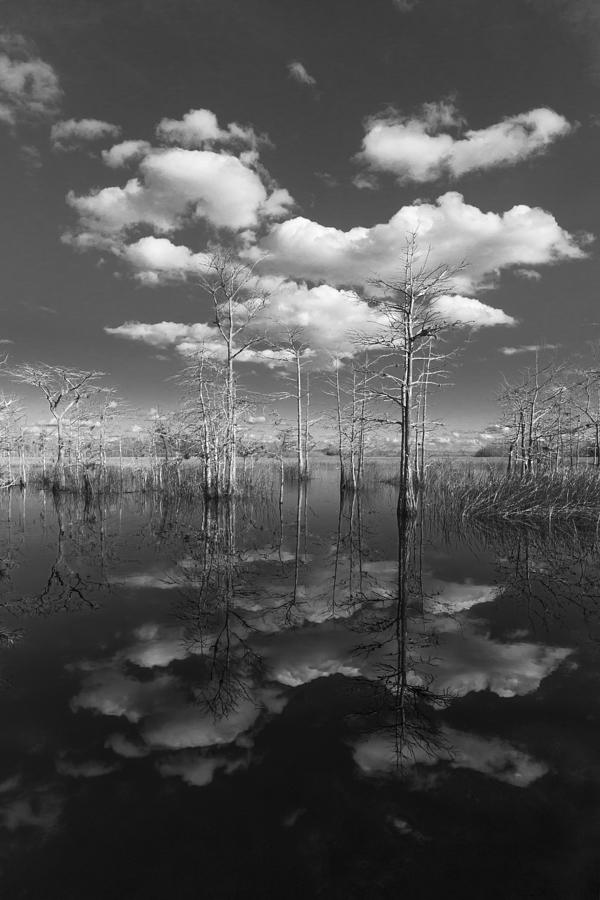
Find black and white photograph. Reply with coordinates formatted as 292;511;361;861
0;1;599;897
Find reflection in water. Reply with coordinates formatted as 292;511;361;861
0;477;599;897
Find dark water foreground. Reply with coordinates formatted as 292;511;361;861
0;474;599;899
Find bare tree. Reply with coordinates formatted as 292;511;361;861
9;364;105;489
197;249;269;495
363;236;465;519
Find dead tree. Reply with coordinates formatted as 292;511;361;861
363;236;465;520
197;249;269;496
9;364;105;490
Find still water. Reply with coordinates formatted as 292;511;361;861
0;471;599;899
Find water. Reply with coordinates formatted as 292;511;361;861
0;473;599;899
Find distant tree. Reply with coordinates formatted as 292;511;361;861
9;364;105;489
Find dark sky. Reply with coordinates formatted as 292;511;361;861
1;0;599;442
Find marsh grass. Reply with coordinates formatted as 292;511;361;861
8;454;600;521
423;463;600;522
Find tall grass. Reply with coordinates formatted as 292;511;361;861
423;463;600;522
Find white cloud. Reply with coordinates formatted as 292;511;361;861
102;139;152;168
256;192;585;292
358;104;572;183
260;280;382;359
287;61;317;87
0;36;61;129
156;108;264;149
432;295;516;328
104;321;225;359
121;236;212;282
68;145;293;240
51;117;121;150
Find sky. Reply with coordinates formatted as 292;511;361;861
1;0;600;443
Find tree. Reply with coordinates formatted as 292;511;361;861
197;249;269;496
9;364;105;489
363;236;465;519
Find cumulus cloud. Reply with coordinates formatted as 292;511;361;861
102;139;152;168
120;236;212;282
357;103;572;183
0;35;62;129
156;108;264;149
432;295;516;328
50;117;121;150
287;61;317;87
256;191;585;292
68;145;294;242
104;277;513;368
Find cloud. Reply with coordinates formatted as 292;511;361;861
515;267;542;280
357;104;572;183
274;659;361;687
260;280;383;359
428;629;571;698
0;35;62;129
102;139;152;168
500;343;561;355
142;699;260;749
156;108;264;149
55;758;120;778
431;295;516;328
1;789;63;832
105;321;226;359
353;728;548;787
424;580;499;615
122;623;189;668
68;144;294;241
256;191;585;292
50;118;121;150
157;752;245;787
105;733;150;758
392;0;418;9
120;236;212;282
287;61;317;87
71;669;181;722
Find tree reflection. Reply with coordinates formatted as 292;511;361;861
175;499;265;717
353;505;452;769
